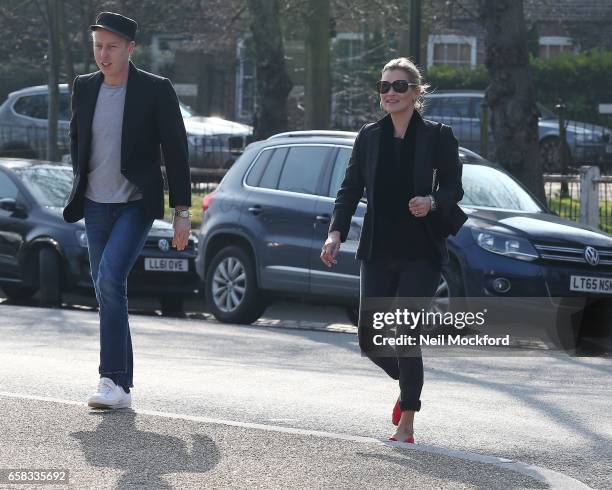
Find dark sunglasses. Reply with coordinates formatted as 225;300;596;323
376;80;419;94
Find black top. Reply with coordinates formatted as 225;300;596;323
371;112;439;263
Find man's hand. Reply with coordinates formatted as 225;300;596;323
321;231;341;268
172;207;191;251
408;196;432;218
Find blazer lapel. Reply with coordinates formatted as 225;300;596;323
366;114;389;205
78;71;103;169
121;61;140;166
412;112;434;195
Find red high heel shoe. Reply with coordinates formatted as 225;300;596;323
392;399;401;426
388;435;415;444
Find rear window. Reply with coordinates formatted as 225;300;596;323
259;148;287;189
277;146;329;195
245;149;272;186
329;147;352;197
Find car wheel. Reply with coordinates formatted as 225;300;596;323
345;306;359;327
1;284;36;302
206;245;266;324
427;260;465;334
539;137;561;173
159;295;185;317
38;248;62;307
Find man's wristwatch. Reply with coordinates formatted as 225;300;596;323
428;195;438;212
174;209;191;218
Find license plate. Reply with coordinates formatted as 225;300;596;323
570;275;612;294
144;258;188;272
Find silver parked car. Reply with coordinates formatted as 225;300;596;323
423;90;612;171
179;102;253;169
0;84;253;169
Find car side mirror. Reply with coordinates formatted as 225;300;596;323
0;198;26;215
0;198;17;212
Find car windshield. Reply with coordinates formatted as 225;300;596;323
461;163;544;212
13;165;73;207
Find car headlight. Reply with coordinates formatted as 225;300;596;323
471;229;538;261
75;230;88;248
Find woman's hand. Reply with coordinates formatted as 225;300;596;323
408;196;431;218
321;231;341;267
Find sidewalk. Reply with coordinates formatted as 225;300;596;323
0;395;581;490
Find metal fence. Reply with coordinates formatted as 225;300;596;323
544;167;612;234
0;123;69;159
185;168;224;194
0;122;251;170
422;101;612;174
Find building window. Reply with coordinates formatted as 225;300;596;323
538;36;575;59
235;38;257;123
427;35;476;68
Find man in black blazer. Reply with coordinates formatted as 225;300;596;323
63;12;191;409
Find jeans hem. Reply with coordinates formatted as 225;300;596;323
399;401;421;412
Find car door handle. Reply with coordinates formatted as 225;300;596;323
248;205;262;215
315;214;330;224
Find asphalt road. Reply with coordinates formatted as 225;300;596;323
0;297;610;489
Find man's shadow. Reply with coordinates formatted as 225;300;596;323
72;410;219;489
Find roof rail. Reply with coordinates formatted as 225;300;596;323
268;130;358;140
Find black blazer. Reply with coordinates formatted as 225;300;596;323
329;111;467;264
63;61;191;223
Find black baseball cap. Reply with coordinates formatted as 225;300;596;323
90;12;137;42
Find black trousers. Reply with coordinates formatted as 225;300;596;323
359;259;441;412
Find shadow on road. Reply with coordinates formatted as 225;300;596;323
357;451;547;489
71;410;219;489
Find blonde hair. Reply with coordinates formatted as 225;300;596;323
381;57;430;112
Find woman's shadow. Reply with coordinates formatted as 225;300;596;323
72;410;219;489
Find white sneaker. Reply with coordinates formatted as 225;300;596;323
87;377;132;409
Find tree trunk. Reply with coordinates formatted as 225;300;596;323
59;0;74;91
409;0;422;65
305;0;330;129
479;0;545;202
46;0;60;161
79;0;95;73
246;0;293;139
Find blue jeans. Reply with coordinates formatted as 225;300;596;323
84;198;153;388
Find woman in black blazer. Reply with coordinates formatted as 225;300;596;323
321;57;466;443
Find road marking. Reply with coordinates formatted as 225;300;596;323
0;391;592;489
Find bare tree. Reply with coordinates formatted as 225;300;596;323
247;0;293;138
45;0;61;161
58;0;74;91
479;0;545;201
304;0;331;129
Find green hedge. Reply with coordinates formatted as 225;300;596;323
425;49;612;125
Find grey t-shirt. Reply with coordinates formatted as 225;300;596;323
85;82;142;203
